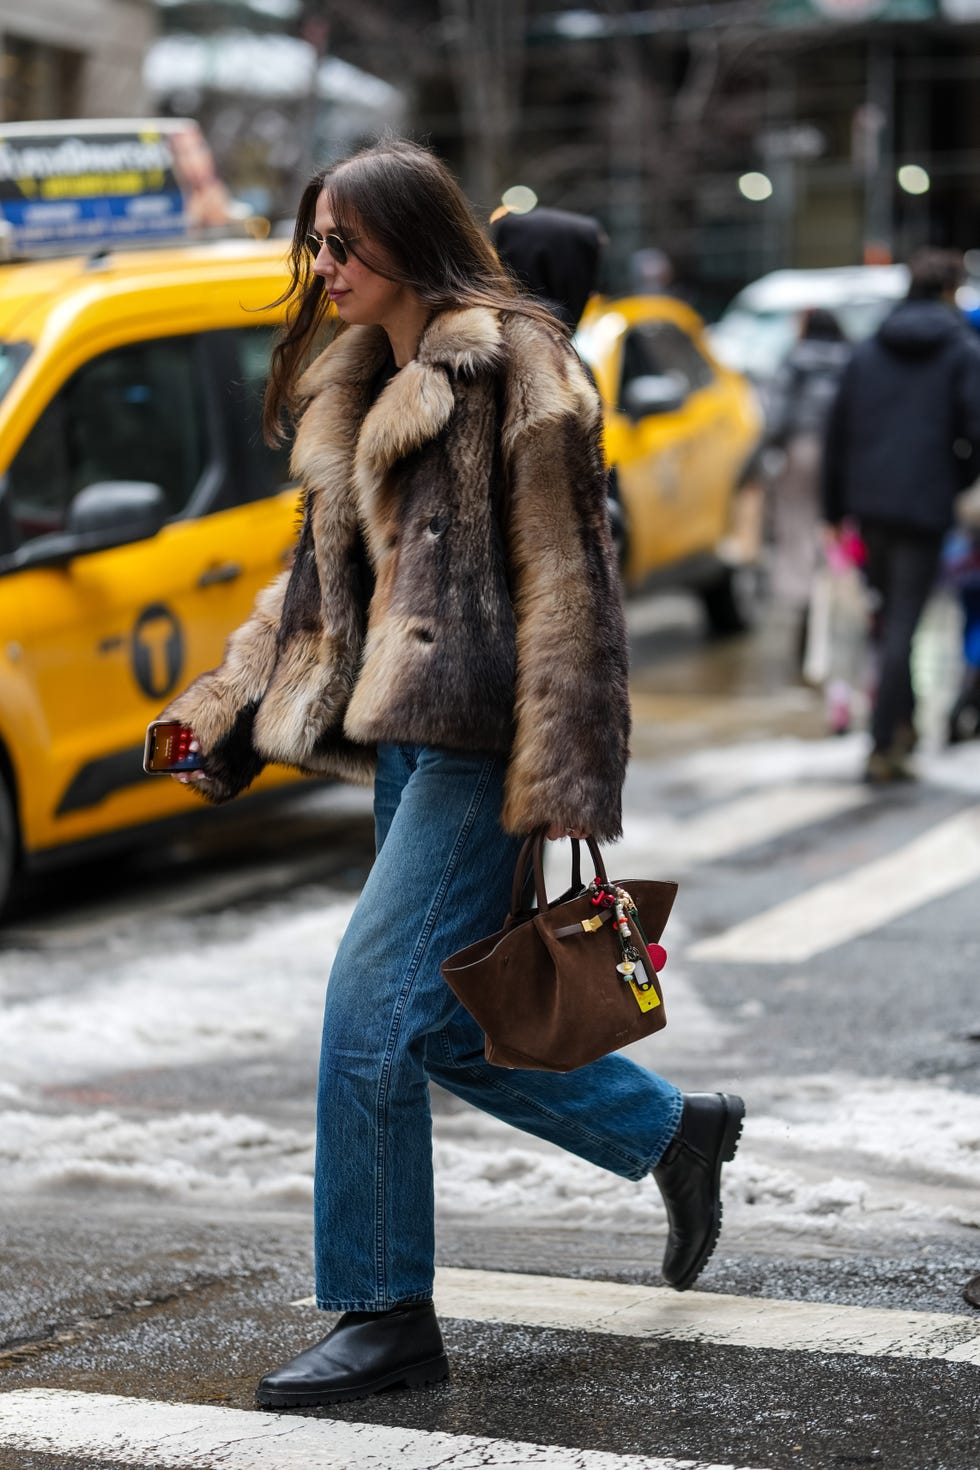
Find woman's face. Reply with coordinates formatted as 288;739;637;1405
310;192;411;330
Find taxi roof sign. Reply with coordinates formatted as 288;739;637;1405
0;119;239;259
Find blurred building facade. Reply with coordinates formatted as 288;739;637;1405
318;0;980;308
2;0;979;310
0;0;154;121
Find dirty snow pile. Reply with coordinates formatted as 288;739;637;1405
1;863;978;1250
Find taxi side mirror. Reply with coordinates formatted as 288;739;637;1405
620;373;688;421
66;481;167;546
0;481;168;572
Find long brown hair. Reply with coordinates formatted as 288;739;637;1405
263;137;564;443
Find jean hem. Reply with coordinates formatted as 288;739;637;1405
631;1086;685;1176
315;1292;434;1312
620;1087;681;1176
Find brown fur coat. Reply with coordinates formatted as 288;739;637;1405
161;305;630;839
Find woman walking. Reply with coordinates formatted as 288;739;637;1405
159;138;743;1408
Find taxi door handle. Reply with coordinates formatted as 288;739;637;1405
197;561;242;588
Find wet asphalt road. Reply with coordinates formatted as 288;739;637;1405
2;595;979;1470
1;1199;978;1470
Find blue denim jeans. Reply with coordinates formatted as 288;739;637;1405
313;743;683;1310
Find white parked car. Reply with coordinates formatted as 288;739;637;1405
707;265;909;387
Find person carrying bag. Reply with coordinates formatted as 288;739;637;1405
155;138;744;1410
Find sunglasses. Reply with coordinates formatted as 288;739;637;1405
305;230;359;266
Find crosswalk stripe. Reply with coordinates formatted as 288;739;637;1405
292;1267;980;1366
0;1389;766;1470
687;804;980;962
619;783;869;869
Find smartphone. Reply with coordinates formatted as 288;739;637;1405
143;720;205;774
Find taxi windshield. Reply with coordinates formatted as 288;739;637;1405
0;341;28;403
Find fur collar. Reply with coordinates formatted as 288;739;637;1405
290;307;506;566
295;306;504;421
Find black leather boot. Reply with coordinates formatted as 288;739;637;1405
653;1092;745;1291
255;1300;448;1409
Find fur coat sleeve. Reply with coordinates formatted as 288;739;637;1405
498;317;630;840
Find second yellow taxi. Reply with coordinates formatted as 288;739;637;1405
576;293;763;630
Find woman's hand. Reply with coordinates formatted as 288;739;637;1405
544;823;590;841
170;736;209;788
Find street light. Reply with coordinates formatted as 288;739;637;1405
500;185;538;214
738;171;773;202
897;164;930;196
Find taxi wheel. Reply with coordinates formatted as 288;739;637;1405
702;562;765;636
0;772;16;919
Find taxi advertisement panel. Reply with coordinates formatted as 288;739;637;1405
0;124;185;253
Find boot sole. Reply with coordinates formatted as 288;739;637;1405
255;1352;450;1409
669;1094;745;1293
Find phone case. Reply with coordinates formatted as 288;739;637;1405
143;720;204;773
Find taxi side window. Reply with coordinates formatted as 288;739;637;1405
7;337;207;544
207;326;292;504
619;322;715;408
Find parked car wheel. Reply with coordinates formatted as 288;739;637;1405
0;770;17;918
701;560;766;635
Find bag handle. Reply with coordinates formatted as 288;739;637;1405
509;835;537;916
506;831;609;927
531;832;606;913
502;830;606;923
509;832;590;915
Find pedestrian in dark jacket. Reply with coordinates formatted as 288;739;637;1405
155;139;744;1408
822;248;980;782
490;205;604;331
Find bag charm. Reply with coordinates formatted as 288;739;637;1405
588;878;667;1012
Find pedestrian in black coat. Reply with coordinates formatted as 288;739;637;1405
822;248;980;782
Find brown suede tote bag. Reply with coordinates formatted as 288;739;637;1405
440;834;676;1072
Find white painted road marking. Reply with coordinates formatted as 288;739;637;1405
687;804;980;962
292;1267;980;1367
0;1389;766;1470
619;784;869;870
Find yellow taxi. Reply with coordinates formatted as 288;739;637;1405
576;294;763;630
0;238;300;914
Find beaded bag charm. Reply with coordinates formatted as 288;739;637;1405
586;878;667;1013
